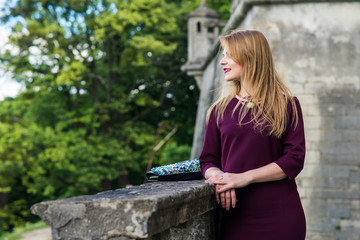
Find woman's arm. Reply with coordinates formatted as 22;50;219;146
206;162;286;192
199;109;222;177
247;162;287;184
274;97;306;181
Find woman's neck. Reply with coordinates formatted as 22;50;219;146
238;87;252;98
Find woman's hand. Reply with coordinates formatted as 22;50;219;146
205;168;237;209
204;167;224;179
205;173;251;210
204;169;251;210
216;186;237;210
206;172;252;193
206;173;250;210
205;163;287;209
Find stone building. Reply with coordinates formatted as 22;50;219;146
183;0;360;239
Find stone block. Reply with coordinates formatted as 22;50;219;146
287;83;305;94
299;177;348;189
302;199;328;218
31;181;217;240
306;217;340;232
328;204;351;219
305;231;335;240
303;150;321;164
349;169;360;184
319;153;359;165
340;219;360;230
305;129;343;142
334;230;360;240
343;129;360;142
296;94;319;105
303;116;336;129
299;165;352;179
304;188;359;199
335;116;360;129
304;83;327;95
302;104;321;117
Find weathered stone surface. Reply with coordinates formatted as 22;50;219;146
31;181;217;240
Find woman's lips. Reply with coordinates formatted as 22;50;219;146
224;68;231;74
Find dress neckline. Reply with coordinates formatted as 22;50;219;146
235;95;251;102
235;95;259;109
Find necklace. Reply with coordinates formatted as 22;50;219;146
235;95;256;109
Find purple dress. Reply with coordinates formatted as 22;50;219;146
199;97;306;240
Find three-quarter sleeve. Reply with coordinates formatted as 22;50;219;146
274;97;306;182
199;110;222;176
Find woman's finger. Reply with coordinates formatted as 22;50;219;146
217;183;231;192
225;190;231;210
205;175;226;185
231;189;237;208
220;192;226;208
215;185;220;204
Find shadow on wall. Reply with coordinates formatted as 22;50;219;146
305;85;360;239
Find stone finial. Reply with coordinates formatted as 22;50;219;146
188;1;220;19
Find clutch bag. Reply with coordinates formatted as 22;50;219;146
146;159;203;182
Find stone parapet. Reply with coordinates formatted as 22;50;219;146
31;180;218;240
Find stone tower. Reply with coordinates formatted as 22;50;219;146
181;0;220;88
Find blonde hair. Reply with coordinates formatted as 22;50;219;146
207;29;298;138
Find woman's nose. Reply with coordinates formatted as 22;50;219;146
220;57;226;65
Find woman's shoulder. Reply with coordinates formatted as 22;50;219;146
292;96;301;104
286;96;301;110
286;95;303;127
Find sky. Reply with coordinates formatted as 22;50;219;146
0;0;24;100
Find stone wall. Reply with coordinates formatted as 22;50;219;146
190;1;360;239
31;181;219;240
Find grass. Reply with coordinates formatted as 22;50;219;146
0;221;50;240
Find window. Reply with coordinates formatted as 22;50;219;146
197;22;201;33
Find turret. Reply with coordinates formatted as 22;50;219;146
181;0;221;88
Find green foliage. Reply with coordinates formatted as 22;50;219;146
0;0;218;234
160;142;192;166
206;0;232;20
0;221;49;240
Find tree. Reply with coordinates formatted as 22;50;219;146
0;0;202;232
0;0;230;233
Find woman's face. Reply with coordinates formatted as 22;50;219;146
219;48;242;82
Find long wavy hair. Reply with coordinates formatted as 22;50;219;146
206;29;298;138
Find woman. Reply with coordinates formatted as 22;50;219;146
199;30;306;240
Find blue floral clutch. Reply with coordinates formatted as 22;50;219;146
146;159;203;182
